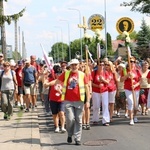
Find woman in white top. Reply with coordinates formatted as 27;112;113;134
139;61;150;115
0;61;18;120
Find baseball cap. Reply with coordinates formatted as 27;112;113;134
69;59;79;65
18;60;23;65
0;53;4;57
25;58;30;63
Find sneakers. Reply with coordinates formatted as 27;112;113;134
25;108;29;112
61;128;66;133
20;105;24;110
82;124;86;130
86;124;91;130
116;112;120;117
3;113;8;119
129;119;134;125
134;117;138;123
55;127;60;133
75;141;81;145
3;113;10;120
125;114;129;118
67;136;72;143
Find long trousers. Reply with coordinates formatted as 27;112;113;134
92;91;110;124
1;90;14;115
65;101;84;141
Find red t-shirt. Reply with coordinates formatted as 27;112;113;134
58;71;88;101
147;71;150;79
49;76;62;102
92;70;108;93
121;69;141;91
15;67;23;86
107;71;117;92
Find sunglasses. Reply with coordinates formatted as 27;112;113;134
130;61;135;63
105;64;110;66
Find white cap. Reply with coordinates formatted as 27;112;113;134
118;63;125;68
25;58;30;63
69;59;79;65
10;59;16;66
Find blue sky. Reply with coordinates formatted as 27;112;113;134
4;0;150;59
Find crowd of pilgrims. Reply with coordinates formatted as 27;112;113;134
1;54;150;130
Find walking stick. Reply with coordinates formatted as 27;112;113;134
127;45;136;109
85;45;89;75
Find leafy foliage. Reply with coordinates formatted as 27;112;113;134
136;19;150;59
50;42;68;62
0;8;25;25
121;0;150;15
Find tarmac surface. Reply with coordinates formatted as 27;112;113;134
1;99;150;150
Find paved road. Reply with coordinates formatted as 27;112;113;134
38;104;150;150
0;100;150;150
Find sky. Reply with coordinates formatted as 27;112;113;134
4;0;150;59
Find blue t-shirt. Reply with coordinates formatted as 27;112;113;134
23;66;36;83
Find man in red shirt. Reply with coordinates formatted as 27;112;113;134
15;60;24;109
47;59;90;145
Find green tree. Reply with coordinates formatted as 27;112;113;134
107;33;113;56
50;42;68;62
136;19;150;59
121;0;150;15
137;19;150;47
0;0;25;60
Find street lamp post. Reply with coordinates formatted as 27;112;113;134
59;19;71;61
104;0;108;58
54;26;64;61
68;8;83;60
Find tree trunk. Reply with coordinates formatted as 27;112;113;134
0;0;7;60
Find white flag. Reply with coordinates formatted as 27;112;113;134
97;43;101;59
40;44;53;71
127;45;131;57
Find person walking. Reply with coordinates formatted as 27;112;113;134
120;57;141;125
91;60;110;126
0;61;18;120
139;61;150;115
47;59;90;145
22;58;38;112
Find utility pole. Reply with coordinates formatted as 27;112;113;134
18;26;21;58
14;20;18;61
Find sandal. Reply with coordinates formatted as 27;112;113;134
103;123;109;126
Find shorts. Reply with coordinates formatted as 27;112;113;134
38;81;43;94
108;90;116;103
24;83;37;95
50;100;65;115
18;86;25;95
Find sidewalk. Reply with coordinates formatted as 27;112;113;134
0;103;41;150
